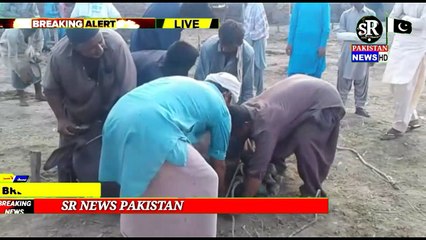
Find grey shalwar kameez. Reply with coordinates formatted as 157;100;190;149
242;74;345;196
336;6;376;107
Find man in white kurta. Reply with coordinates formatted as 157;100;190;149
381;3;426;140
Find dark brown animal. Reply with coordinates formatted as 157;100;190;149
44;121;120;197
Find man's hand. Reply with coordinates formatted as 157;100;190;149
243;175;263;197
285;45;292;56
57;118;77;136
318;47;326;57
212;159;227;197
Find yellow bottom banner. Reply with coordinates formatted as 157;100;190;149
0;183;101;198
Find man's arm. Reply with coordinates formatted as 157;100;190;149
114;43;137;96
70;4;79;18
389;3;403;19
194;44;209;80
42;56;65;120
29;29;44;55
239;44;255;104
243;132;276;197
402;6;426;31
29;3;40;18
336;11;348;33
208;107;232;197
42;55;78;135
6;33;18;66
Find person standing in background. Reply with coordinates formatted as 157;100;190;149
286;3;331;78
70;3;121;18
336;3;376;118
380;3;426;140
42;3;61;52
0;3;40;45
129;3;214;52
0;28;45;106
243;3;269;95
57;3;74;39
0;3;40;18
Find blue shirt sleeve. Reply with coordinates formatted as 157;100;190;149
207;105;231;160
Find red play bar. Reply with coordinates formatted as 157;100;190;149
0;19;16;28
28;198;328;214
122;18;155;28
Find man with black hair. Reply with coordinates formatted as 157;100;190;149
42;28;136;183
130;3;214;52
132;41;199;86
227;74;345;197
195;19;255;104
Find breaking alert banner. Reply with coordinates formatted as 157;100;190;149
0;198;328;214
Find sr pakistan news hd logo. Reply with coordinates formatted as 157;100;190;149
352;15;412;63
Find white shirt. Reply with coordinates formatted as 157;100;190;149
70;3;121;18
243;3;269;41
382;3;426;84
390;3;426;38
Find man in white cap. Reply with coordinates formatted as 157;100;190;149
99;73;240;237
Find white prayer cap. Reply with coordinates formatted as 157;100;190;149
205;72;241;102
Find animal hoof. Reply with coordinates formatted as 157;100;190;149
268;183;281;196
273;175;285;185
264;173;276;185
268;164;278;176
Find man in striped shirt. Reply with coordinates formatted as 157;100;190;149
243;3;269;95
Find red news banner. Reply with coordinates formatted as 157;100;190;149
0;198;328;214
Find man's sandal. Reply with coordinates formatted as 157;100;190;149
380;128;403;140
407;120;421;132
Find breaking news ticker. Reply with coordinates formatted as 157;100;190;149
0;18;220;29
0;181;328;215
0;198;329;214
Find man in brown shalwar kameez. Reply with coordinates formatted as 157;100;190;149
227;74;345;197
42;28;137;183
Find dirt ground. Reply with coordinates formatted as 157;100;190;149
1;17;426;239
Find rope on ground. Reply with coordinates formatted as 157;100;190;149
403;196;426;219
288;189;322;237
227;163;244;238
337;145;399;190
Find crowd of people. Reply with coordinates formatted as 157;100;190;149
0;2;425;237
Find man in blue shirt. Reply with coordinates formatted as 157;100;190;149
129;3;214;52
132;41;199;86
286;3;331;78
99;73;241;198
